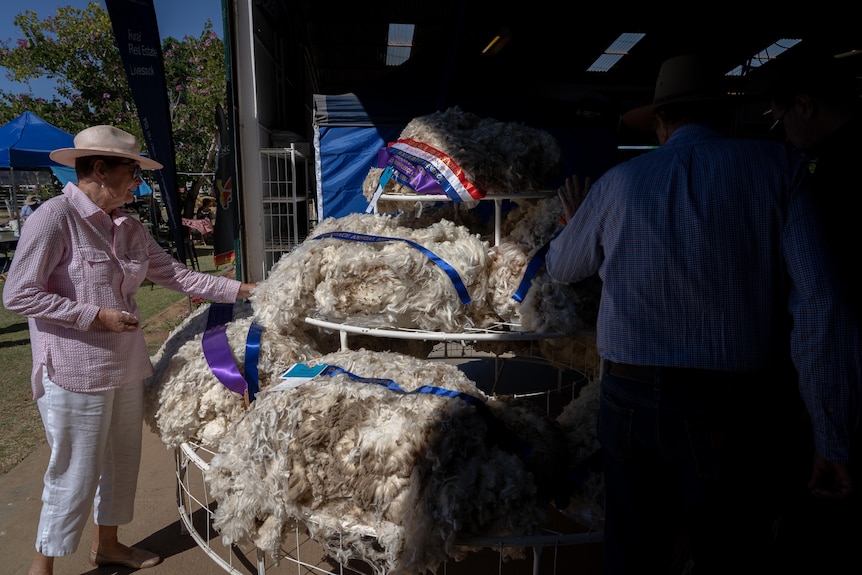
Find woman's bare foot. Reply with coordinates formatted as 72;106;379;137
89;544;161;569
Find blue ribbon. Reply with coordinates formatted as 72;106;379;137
315;364;532;459
365;164;395;214
312;231;472;304
321;364;485;406
244;322;264;402
512;241;551;302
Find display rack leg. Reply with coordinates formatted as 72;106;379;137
257;548;266;575
533;546;542;575
175;448;190;536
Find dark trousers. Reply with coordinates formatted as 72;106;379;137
598;362;793;575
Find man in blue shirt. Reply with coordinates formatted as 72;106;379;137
20;194;40;221
546;53;860;574
762;49;862;573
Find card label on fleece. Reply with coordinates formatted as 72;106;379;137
270;363;329;391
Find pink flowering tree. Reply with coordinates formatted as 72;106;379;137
0;4;138;134
161;22;227;216
0;2;226;212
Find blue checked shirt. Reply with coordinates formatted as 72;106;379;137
546;123;860;461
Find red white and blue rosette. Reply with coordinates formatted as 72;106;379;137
375;138;484;202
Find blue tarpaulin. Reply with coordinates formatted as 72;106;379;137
313;93;420;219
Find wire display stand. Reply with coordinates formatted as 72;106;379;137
374;190;555;247
176;439;602;575
303;315;578;353
176;188;602;574
176;441;379;575
175;326;603;575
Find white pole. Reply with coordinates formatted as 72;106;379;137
232;0;265;282
9;167;20;233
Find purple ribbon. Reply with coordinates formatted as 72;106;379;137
202;319;248;397
378;147;447;195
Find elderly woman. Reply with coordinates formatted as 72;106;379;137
2;125;255;575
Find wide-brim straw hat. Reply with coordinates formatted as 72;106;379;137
24;195;39;205
621;53;739;132
49;125;163;170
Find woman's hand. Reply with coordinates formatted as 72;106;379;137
237;283;257;300
94;308;139;333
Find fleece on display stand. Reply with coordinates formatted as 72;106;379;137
312;93;619;221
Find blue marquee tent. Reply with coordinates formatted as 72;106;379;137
0;111;73;169
0;111;74;216
0;112;152;213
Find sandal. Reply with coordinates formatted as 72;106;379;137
89;547;161;569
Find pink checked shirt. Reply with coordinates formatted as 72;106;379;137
2;183;242;399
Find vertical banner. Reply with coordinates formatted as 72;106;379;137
214;104;238;266
218;0;243;279
104;0;185;262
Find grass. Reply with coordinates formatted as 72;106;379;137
0;299;41;477
0;243;221;476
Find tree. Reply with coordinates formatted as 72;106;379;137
0;2;226;215
0;3;137;136
162;22;227;215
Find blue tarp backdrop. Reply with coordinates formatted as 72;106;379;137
313;94;412;219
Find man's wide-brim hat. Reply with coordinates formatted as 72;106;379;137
24;195;39;205
621;53;738;132
50;125;163;170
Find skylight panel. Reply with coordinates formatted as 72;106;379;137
386;23;415;66
726;38;802;76
587;32;646;72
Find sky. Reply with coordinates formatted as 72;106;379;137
0;0;225;99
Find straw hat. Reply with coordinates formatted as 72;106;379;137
49;125;163;170
24;195;39;206
621;54;738;132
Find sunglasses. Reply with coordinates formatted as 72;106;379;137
116;159;143;180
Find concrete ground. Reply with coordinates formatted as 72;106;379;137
0;425;235;575
0;424;603;575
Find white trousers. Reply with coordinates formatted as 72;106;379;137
34;371;143;556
